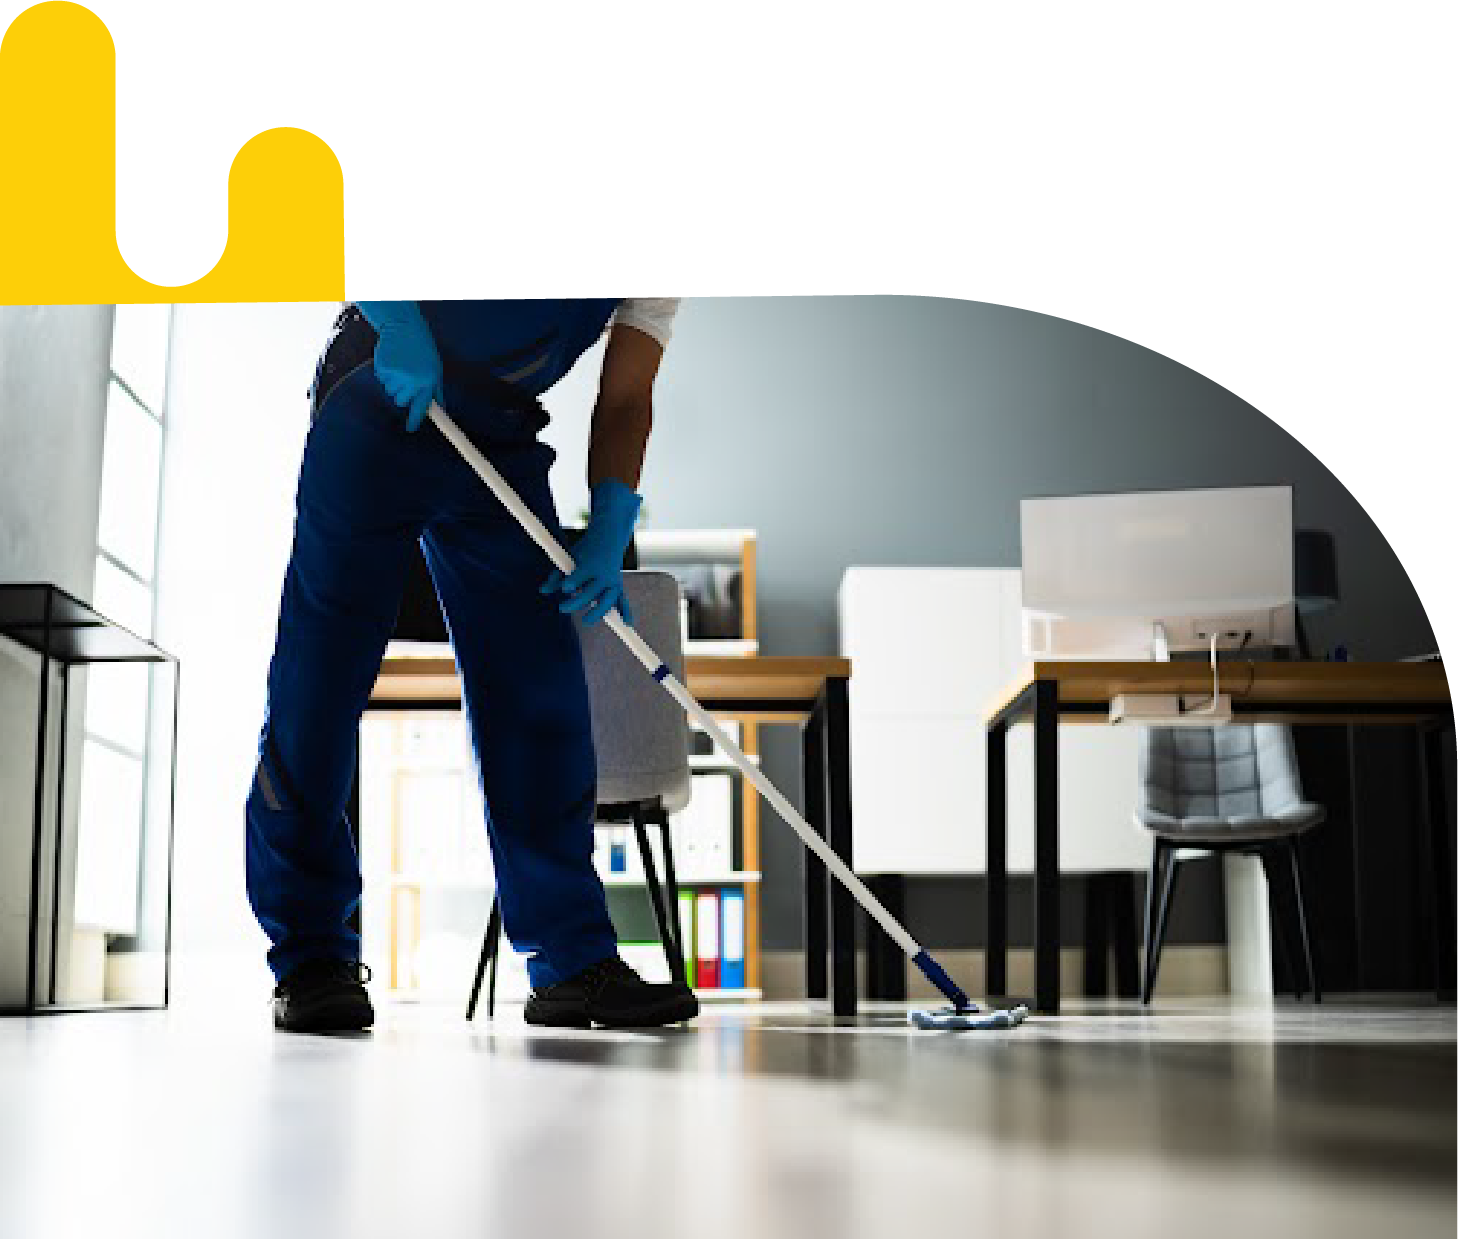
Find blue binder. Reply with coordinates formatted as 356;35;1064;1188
720;888;746;990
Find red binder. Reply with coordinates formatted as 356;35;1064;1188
695;891;720;988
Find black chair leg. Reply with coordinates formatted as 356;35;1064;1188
1143;840;1180;1005
1110;871;1141;1001
654;807;692;986
633;808;685;986
1286;837;1321;1003
654;807;684;942
468;894;502;1021
1259;847;1303;1000
1141;843;1163;1005
487;898;502;1017
1143;839;1166;1002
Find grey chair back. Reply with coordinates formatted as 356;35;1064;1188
575;570;691;810
1136;723;1324;842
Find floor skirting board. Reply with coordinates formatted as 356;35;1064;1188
758;947;1231;1003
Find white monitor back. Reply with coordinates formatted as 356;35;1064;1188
1021;485;1296;657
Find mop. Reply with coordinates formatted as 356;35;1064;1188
428;402;1027;1032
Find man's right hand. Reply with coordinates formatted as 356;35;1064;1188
356;301;443;432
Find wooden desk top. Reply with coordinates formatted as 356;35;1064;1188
987;659;1452;726
370;653;850;714
683;655;850;706
370;656;461;704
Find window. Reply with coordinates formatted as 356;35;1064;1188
75;304;171;938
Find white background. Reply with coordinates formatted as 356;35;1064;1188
3;0;1452;618
3;0;1448;661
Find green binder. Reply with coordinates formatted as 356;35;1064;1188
678;890;696;987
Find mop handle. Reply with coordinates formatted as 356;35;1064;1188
426;402;937;971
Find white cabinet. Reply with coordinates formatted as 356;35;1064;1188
839;567;1150;876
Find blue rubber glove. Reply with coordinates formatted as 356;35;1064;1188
540;480;642;626
356;301;442;432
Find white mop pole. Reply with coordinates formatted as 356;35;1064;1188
427;403;969;1008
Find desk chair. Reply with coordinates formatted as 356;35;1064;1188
467;570;692;1020
1137;723;1325;1004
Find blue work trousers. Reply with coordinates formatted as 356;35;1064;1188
245;365;616;989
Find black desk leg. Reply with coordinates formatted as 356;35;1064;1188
48;665;71;1006
824;677;858;1018
986;719;1008;998
1033;678;1061;1015
1417;721;1456;1001
27;589;54;1012
1083;875;1109;998
163;661;181;1008
802;700;828;1002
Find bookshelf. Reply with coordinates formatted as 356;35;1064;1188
362;722;766;1002
365;527;767;1003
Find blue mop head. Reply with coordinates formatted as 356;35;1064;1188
908;1004;1030;1031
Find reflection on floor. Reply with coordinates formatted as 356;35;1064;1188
1;998;1452;1238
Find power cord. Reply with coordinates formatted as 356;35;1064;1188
1178;630;1252;714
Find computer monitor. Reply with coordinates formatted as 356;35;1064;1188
1020;485;1296;660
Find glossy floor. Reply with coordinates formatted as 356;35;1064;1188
2;998;1452;1238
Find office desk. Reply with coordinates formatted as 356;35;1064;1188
985;660;1455;1014
369;653;859;1016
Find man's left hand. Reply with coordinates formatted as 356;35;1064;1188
541;479;642;625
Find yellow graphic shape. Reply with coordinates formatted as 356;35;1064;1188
0;2;342;303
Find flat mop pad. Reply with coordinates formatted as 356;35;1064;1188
908;1003;1031;1031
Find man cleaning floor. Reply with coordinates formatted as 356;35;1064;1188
245;298;698;1033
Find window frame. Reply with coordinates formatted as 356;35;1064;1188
76;305;172;937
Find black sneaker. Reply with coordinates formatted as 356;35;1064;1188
524;957;699;1029
272;959;375;1033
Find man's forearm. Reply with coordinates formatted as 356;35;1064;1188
587;397;653;491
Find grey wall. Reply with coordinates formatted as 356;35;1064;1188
547;296;1437;952
0;305;113;1002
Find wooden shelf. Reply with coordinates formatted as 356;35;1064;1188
602;871;760;887
390;871;762;889
389;873;491;890
689;752;759;772
635;528;757;559
684;638;759;657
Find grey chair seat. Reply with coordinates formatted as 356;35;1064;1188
595;766;691;813
1138;804;1325;844
1136;723;1324;843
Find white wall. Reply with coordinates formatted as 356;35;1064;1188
155;302;340;1004
0;305;113;1004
